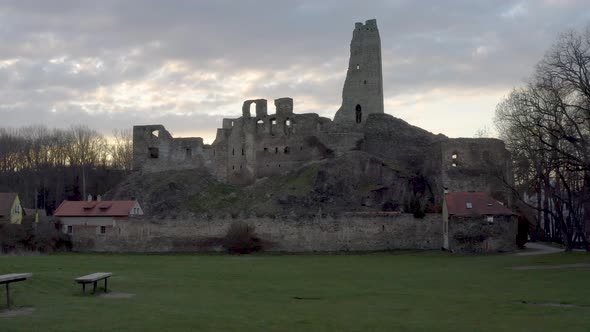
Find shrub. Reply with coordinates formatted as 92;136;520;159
0;221;72;253
222;221;262;254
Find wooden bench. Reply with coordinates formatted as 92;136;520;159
0;273;32;309
75;272;112;294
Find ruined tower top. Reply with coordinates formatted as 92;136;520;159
333;19;384;125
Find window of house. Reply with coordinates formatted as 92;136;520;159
264;147;268;152
486;216;494;223
275;147;278;154
452;153;458;167
466;202;473;209
15;204;21;213
232;148;235;156
67;225;73;234
356;64;360;70
284;146;290;154
100;226;106;234
185;148;192;158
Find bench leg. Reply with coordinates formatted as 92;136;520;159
104;278;108;293
5;283;9;309
93;281;97;294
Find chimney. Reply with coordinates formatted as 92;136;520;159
87;194;92;202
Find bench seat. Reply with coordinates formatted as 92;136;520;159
0;273;32;309
0;273;32;284
75;272;112;283
75;272;112;294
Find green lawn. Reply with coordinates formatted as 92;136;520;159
1;251;589;331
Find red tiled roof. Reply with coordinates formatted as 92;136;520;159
0;193;18;217
445;192;514;217
54;200;137;217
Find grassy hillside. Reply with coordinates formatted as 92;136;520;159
109;151;434;217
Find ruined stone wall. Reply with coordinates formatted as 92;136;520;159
69;213;442;252
334;19;384;125
440;138;513;205
133;125;213;173
213;98;332;184
448;215;517;253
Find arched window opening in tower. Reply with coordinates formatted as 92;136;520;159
284;146;290;154
185;148;191;158
241;147;244;156
249;103;256;117
148;147;159;159
232;148;235;156
275;147;278;154
270;118;277;135
452;153;458;167
285;118;294;134
356;64;360;70
355;104;362;124
256;119;265;133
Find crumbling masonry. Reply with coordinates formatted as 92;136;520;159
133;19;512;206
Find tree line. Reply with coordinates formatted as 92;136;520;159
0;125;133;214
495;27;589;251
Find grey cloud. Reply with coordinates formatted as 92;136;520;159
1;0;589;139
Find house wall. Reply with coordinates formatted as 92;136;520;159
69;213;443;252
448;215;517;253
9;196;23;224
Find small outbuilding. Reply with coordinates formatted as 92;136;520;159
54;198;143;236
443;192;517;253
0;193;23;224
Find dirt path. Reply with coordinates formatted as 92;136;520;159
511;263;590;270
515;242;564;256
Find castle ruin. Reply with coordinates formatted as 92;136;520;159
132;19;512;206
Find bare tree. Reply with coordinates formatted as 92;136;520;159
495;27;590;251
111;129;133;172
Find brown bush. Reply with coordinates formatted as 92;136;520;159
222;221;263;254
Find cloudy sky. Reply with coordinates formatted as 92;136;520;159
1;0;589;142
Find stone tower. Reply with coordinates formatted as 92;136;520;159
334;19;384;125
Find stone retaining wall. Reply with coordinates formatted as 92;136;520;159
70;213;442;252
